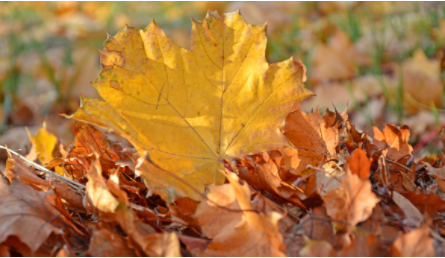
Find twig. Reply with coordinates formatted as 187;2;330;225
0;145;86;193
0;145;157;215
385;158;414;173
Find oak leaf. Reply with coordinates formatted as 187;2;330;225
67;11;313;200
194;172;285;256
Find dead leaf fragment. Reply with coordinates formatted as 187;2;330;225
392;226;435;257
323;171;379;231
345;148;371;179
88;229;136;257
0;179;65;253
194;172;285;256
372;124;413;160
282;107;338;175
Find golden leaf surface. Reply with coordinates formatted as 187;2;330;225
67;11;313;200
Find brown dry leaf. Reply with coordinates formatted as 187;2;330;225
88;229;136;256
310;29;369;84
392;191;423;230
297;206;337;247
424;162;445;180
69;124;118;173
5;153;85;212
67;11;313;201
372;124;413;160
392;226;435;256
322;171;379;231
338;230;388;256
281;107;338;175
400;191;445;229
194;172;285;256
251;193;296;236
236;152;305;208
345;148;371;179
0;179;66;253
398;49;443;115
168;197;201;233
84;158;120;214
115;206;181;257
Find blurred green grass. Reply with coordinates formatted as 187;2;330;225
0;2;444;155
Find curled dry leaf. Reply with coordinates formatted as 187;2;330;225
392;191;423;230
392;226;435;257
194;172;285;256
168;197;201;233
66;10;313;201
84;158;121;214
400;191;445;233
424;163;445;191
236;152;305;208
0;179;66;254
115;206;181;257
322;171;379;231
372;124;413;161
281;107;338;175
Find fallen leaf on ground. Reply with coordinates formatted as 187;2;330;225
194;172;285;256
310;29;370;85
372;124;413;160
345;148;371;179
392;226;435;256
88;229;136;256
396;49;443;115
66;10;313;201
322;171;379;231
27;122;57;165
84;158;121;214
115;206;181;257
0;179;66;254
392;191;423;230
281;107;338;175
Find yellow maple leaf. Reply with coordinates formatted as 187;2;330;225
27;122;66;176
66;11;313;200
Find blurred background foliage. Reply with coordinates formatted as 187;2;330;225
1;1;445;159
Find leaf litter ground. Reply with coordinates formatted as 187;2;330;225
0;11;445;257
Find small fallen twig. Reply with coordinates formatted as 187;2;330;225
0;145;157;215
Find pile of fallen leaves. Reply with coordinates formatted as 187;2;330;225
1;11;445;257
